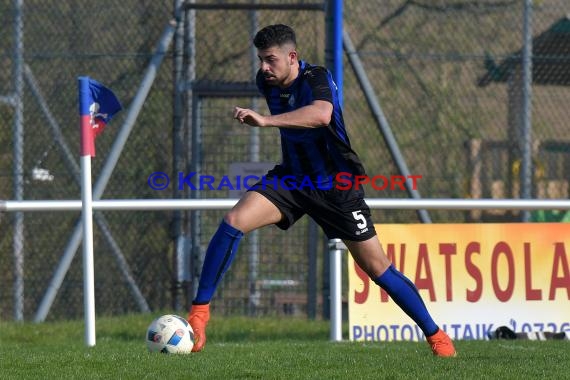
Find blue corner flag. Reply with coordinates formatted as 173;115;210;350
78;76;122;157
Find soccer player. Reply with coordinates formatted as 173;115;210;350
188;24;456;357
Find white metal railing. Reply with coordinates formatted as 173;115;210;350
3;198;570;212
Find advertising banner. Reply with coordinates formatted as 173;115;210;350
348;223;570;341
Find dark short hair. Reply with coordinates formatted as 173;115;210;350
253;24;296;50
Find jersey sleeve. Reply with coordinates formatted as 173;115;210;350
304;66;334;104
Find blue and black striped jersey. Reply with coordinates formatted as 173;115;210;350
256;60;365;185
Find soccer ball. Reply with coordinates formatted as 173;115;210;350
146;314;195;354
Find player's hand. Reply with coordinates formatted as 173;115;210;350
233;106;267;127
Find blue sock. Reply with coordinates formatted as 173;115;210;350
193;220;244;304
374;264;439;337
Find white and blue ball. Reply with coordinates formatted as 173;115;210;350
146;314;194;354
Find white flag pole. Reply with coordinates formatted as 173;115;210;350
80;154;96;346
78;76;97;347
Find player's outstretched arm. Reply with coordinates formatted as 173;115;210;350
233;100;332;129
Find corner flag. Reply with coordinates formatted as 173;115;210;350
78;77;122;157
77;76;122;347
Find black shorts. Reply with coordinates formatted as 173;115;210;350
248;168;377;242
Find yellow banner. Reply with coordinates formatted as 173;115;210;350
348;223;570;341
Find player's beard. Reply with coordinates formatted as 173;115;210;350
263;74;277;83
265;66;292;87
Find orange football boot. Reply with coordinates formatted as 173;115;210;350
427;329;457;357
187;303;210;352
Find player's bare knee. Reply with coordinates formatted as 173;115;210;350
223;211;242;230
224;209;259;233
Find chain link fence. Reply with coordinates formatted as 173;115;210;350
0;0;176;321
1;0;569;321
344;0;570;223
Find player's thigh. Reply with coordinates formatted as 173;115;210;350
344;237;392;278
224;191;284;233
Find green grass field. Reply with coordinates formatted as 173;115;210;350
1;313;568;379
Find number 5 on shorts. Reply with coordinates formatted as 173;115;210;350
352;210;367;229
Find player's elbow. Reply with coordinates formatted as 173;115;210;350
312;105;332;126
316;111;331;126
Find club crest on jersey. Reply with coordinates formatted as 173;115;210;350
288;94;295;107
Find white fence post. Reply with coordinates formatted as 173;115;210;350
329;238;347;342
